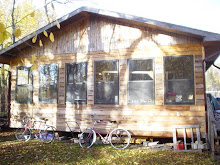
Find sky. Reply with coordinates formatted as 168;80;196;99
33;0;220;34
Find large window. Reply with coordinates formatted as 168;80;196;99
164;55;194;105
16;66;33;103
128;59;155;104
39;64;58;104
94;60;119;104
66;62;87;104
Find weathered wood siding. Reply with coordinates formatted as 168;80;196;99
9;15;206;138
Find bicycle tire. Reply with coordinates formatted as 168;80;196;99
109;128;131;150
39;126;55;143
15;127;31;142
79;128;96;149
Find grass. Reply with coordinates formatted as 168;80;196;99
0;129;220;165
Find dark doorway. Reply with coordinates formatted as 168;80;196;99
0;64;11;128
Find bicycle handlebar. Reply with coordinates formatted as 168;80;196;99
22;116;48;124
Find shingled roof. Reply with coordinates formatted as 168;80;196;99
1;6;220;67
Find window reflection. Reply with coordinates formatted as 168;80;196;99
128;59;154;104
66;62;87;104
16;66;33;103
95;61;119;104
39;64;58;104
164;55;194;104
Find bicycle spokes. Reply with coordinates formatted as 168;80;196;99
79;128;96;148
39;126;55;143
110;128;131;150
15;128;31;142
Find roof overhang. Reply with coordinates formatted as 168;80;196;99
0;7;220;67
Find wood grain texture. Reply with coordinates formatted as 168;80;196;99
9;14;206;138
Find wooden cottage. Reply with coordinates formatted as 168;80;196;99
0;7;220;139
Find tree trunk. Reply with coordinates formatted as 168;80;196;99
0;64;5;115
11;0;16;43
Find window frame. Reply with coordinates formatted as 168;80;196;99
15;66;33;104
94;60;119;105
164;55;195;105
127;58;155;105
38;64;59;104
65;62;87;105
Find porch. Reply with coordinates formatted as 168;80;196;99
207;94;220;158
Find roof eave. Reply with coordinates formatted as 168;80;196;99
1;6;220;56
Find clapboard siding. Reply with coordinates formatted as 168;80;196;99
14;15;202;58
9;14;206;138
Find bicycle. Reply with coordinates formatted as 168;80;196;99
79;120;131;150
57;121;82;141
15;116;55;143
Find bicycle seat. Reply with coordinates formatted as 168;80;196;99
108;120;117;124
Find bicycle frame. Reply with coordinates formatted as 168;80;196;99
79;120;131;149
22;117;47;138
15;116;55;143
32;120;47;138
89;120;116;143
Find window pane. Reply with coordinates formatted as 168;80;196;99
66;63;87;104
129;59;153;81
95;61;118;82
17;68;30;85
128;59;154;104
16;85;33;103
39;64;58;103
95;61;119;104
165;56;193;79
129;59;153;71
67;63;87;83
16;66;33;103
164;55;194;104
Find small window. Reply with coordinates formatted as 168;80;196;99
16;66;33;103
128;59;155;104
94;60;119;104
39;64;58;104
164;55;194;104
66;62;87;104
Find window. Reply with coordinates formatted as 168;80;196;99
39;64;58;103
164;55;194;104
66;62;87;104
16;66;33;103
128;59;155;104
94;60;119;104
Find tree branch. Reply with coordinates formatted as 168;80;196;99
11;0;16;43
44;0;51;23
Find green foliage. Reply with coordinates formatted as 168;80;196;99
206;59;220;97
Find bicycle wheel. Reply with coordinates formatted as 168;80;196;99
79;128;96;149
15;128;31;142
39;126;55;143
109;128;131;149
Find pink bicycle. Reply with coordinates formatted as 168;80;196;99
79;120;131;150
15;116;55;143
